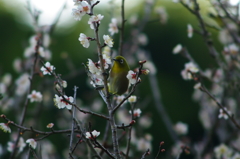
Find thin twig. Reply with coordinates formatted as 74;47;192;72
125;102;135;159
118;0;126;56
155;141;165;159
217;0;239;25
10;36;41;159
94;140;115;159
200;85;240;130
69;86;78;157
141;149;150;159
0;115;81;135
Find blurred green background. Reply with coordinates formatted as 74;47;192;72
0;0;223;158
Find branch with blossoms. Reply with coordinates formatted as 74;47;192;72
0;0;173;159
169;0;240;158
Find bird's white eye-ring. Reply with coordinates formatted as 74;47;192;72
119;59;124;64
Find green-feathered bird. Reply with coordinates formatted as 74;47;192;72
109;56;130;95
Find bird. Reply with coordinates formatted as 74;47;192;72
109;56;130;95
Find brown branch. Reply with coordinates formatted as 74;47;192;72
1;114;81;135
118;0;126;56
200;85;240;130
69;86;78;157
141;149;150;159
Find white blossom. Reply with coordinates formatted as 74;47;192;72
232;153;240;159
2;73;12;86
137;33;148;46
0;83;6;94
86;130;100;139
128;95;137;103
46;123;54;128
129;14;138;24
174;121;188;135
103;35;114;47
172;44;183;54
194;82;201;89
26;138;37;149
136;136;152;151
40;62;55;75
102;46;111;56
7;137;26;152
88;59;101;75
108;18;118;35
88;14;104;29
73;0;81;5
13;58;22;73
181;62;199;80
139;115;152;128
101;54;112;69
224;43;239;55
144;61;157;75
218;107;231;120
28;90;43;103
81;1;91;14
127;70;139;84
0;123;11;133
115;95;127;105
71;8;84;21
15;73;30;96
155;6;168;24
78;33;90;48
187;24;193;38
214;143;232;159
43;33;51;47
90;77;104;86
54;94;73;110
129;108;142;117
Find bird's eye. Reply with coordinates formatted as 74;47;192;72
119;59;124;64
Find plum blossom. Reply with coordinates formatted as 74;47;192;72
218;107;231;120
155;6;168;24
128;95;137;103
90;77;104;86
172;44;183;54
102;54;112;69
41;62;55;75
115;95;127;105
103;35;113;47
0;123;11;133
86;130;100;139
127;70;139;84
28;90;43;103
138;33;148;46
181;62;199;80
26;139;37;149
71;1;90;21
88;14;104;29
54;94;73;110
108;18;118;35
129;108;142;117
174;121;188;135
88;59;101;75
15;73;30;96
71;8;85;21
187;24;193;38
78;33;90;48
46;123;54;128
214;143;232;159
7;137;26;152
